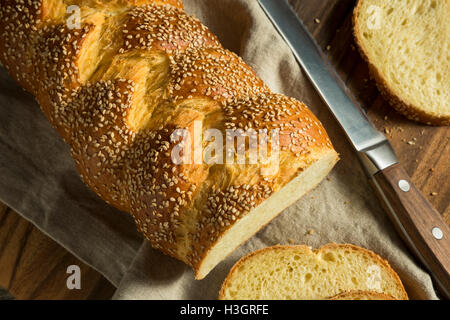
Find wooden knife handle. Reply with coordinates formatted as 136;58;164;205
370;163;450;298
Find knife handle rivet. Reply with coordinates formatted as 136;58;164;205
432;227;443;240
398;180;410;192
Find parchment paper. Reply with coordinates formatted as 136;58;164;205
0;0;438;300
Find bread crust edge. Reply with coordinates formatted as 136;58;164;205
218;243;409;300
329;290;397;300
194;150;339;279
353;0;450;126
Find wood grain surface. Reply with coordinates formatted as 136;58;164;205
288;0;449;220
0;0;448;300
0;202;115;299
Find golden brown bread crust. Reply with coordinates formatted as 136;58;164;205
0;0;337;277
169;47;269;102
121;4;219;55
329;290;397;300
353;0;450;126
219;244;409;300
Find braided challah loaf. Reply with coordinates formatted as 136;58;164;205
0;0;338;279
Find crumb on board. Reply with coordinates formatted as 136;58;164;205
326;45;331;51
430;168;435;172
314;18;321;23
430;192;438;196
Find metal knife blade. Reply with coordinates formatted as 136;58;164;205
258;0;450;299
258;0;396;168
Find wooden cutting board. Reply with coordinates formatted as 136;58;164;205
0;0;448;299
288;0;449;220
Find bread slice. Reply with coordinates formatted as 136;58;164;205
219;244;408;300
329;290;396;300
354;0;449;125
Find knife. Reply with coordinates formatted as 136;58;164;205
258;0;450;298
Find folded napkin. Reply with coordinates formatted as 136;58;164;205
0;0;438;300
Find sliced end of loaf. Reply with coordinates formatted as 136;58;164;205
353;0;449;125
195;150;338;279
219;244;408;300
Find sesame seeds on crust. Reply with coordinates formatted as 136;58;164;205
121;4;220;55
0;0;44;92
0;0;336;275
69;79;136;211
223;93;333;157
35;24;94;127
187;182;274;266
125;123;208;256
169;47;269;103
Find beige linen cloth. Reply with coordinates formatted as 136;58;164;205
0;0;438;300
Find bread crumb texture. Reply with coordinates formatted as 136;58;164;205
354;0;449;125
219;244;408;300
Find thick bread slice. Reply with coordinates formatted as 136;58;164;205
329;290;396;300
219;244;408;300
354;0;449;125
196;150;338;279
